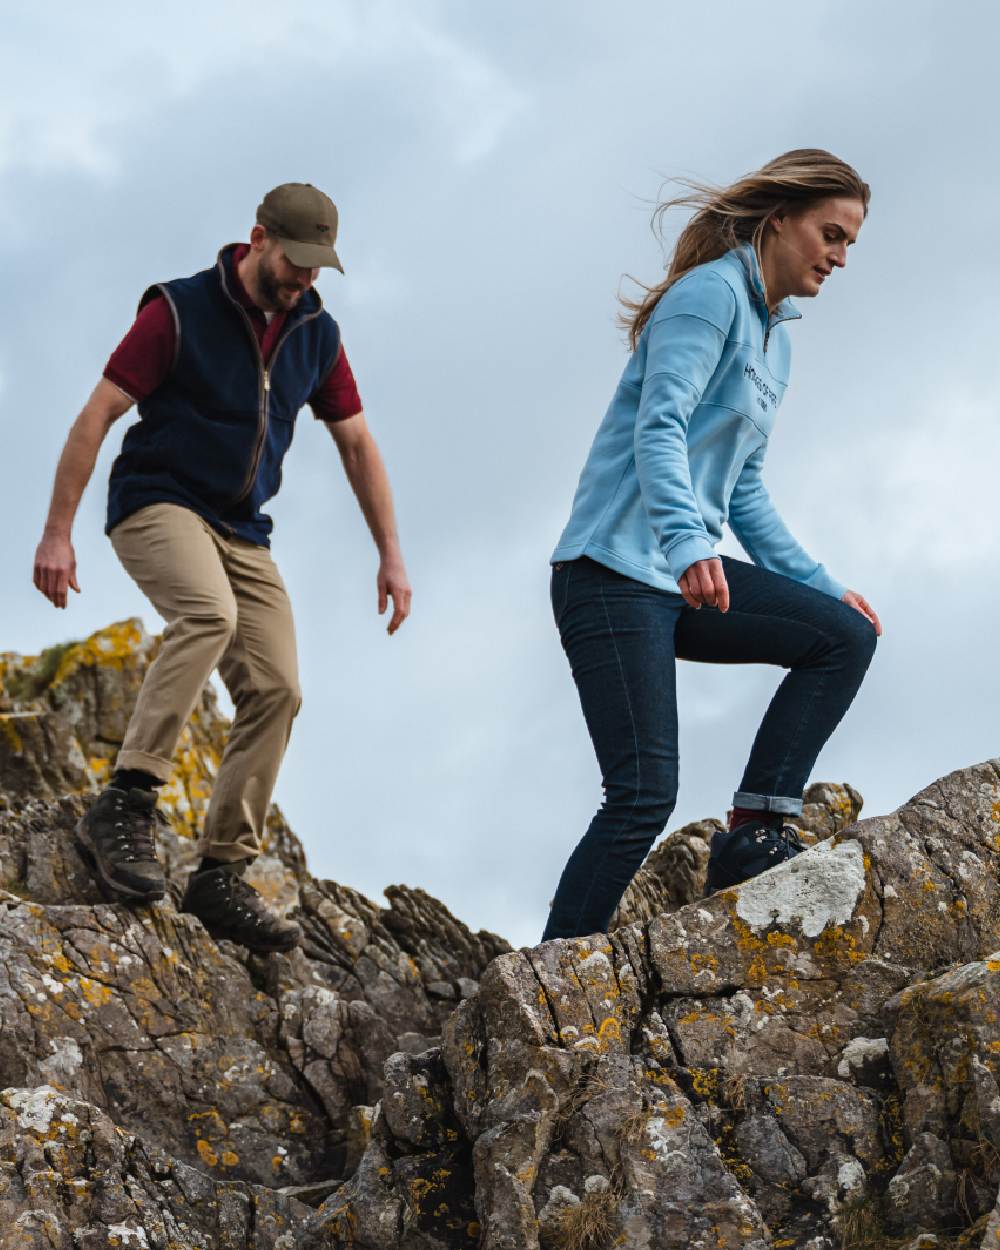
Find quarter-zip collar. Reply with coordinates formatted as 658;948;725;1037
733;243;801;349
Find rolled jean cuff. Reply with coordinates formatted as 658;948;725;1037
732;790;803;817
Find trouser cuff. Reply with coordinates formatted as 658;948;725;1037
732;790;803;817
114;750;173;784
201;839;262;863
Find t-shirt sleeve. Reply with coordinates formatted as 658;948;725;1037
103;294;176;402
310;346;363;423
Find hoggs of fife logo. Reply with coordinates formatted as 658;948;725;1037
744;362;778;413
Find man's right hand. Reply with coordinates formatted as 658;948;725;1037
34;533;80;609
31;378;133;610
678;557;730;612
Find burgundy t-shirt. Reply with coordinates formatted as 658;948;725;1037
104;244;362;423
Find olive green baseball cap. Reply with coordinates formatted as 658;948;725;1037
256;182;344;272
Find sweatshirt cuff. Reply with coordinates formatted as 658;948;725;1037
804;564;848;601
664;533;718;584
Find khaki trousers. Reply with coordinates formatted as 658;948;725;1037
111;503;301;862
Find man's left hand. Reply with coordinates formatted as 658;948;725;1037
378;554;412;635
842;589;882;636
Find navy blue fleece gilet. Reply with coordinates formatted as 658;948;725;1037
106;245;342;546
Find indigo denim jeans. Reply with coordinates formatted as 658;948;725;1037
542;556;877;941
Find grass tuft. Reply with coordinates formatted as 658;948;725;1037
549;1186;619;1250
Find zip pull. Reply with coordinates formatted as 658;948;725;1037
263;370;271;392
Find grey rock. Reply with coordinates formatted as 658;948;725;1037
0;1084;311;1249
885;1133;957;1233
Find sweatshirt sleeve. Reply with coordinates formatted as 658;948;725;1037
728;445;847;599
634;270;737;583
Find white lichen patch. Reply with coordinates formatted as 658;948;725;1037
107;1223;150;1247
537;1184;580;1230
645;1114;686;1161
577;951;612;974
735;840;866;938
837;1157;866;1198
836;1036;889;1078
40;974;65;996
6;1085;61;1134
39;1037;84;1084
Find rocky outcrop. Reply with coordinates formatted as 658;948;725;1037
314;761;1000;1249
3;622;1000;1247
0;624;508;1243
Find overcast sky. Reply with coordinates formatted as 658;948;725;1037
2;1;997;947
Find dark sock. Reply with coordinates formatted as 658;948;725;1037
198;856;229;873
728;806;782;832
197;856;251;875
112;768;160;793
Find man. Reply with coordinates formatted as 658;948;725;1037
33;183;412;954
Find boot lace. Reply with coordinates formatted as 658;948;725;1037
109;796;158;863
215;873;276;929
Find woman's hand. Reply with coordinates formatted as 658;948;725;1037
678;558;730;612
842;590;882;636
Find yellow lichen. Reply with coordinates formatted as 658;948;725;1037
597;1016;622;1045
0;716;25;753
51;620;147;687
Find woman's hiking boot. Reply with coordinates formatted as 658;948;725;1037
180;861;302;954
703;819;805;896
75;786;167;902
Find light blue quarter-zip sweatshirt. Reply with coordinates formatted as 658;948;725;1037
552;244;846;601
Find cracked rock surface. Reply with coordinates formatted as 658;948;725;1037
316;761;1000;1249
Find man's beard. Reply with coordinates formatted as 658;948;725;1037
257;256;303;311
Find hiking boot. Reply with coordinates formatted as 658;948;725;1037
703;820;805;896
75;786;166;901
180;861;302;954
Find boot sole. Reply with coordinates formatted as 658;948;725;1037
75;817;166;903
189;922;300;955
179;902;301;954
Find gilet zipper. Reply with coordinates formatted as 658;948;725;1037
217;257;323;509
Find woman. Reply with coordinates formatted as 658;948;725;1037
544;149;880;942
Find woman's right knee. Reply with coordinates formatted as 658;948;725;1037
835;606;878;675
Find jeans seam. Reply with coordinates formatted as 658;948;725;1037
567;581;643;935
755;619;837;799
557;561;574;623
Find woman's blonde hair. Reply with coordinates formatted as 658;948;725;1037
620;148;870;349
